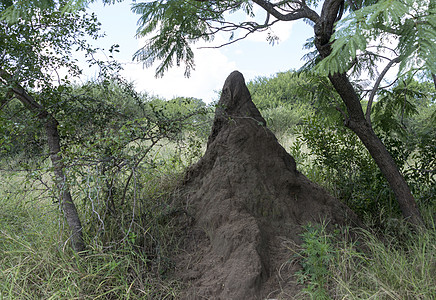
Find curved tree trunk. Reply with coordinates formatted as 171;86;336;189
329;73;424;226
45;118;86;253
312;1;424;226
0;69;86;252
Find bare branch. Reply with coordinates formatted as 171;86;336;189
252;0;319;23
362;78;399;92
199;18;281;49
366;45;399;56
347;0;359;11
432;73;436;90
0;68;47;116
198;31;254;49
365;56;401;123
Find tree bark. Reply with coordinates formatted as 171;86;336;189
0;69;86;252
44;117;86;253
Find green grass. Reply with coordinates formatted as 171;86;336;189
295;213;436;300
0;168;183;299
1;133;434;299
331;223;436;299
3;164;434;300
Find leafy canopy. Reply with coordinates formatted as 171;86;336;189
3;0;434;82
317;0;436;77
0;0;123;22
132;0;257;77
129;0;435;82
0;0;122;158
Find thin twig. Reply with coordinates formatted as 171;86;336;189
365;56;401;124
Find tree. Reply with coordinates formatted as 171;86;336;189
129;0;435;226
53;80;209;246
0;3;115;252
1;0;212;253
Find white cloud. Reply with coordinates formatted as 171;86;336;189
79;2;297;103
120;42;237;103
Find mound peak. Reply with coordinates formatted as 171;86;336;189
175;71;358;299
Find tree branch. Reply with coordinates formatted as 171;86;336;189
199;18;281;49
365;56;401;123
346;0;359;11
314;0;345;57
252;0;319;23
432;73;436;90
198;31;255;48
0;68;47;117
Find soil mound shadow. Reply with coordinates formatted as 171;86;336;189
174;71;359;299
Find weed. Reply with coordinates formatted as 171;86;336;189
295;222;334;300
294;212;436;300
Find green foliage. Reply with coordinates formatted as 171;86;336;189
0;0;126;22
131;0;271;77
133;0;217;77
0;170;182;299
2;69;209;254
248;71;314;109
294;214;436;299
45;79;209;245
0;0;83;22
246;70;435;220
295;222;334;299
0;6;109;87
0;0;211;254
292;77;436;220
259;104;311;136
317;0;436;77
331;219;436;299
0;72;210;291
0;0;122;165
247;71;328;135
0;100;46;160
372;79;436;207
0;74;210;294
247;70;436;222
295;116;391;217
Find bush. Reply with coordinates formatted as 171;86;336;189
0;160;185;299
291;116;396;219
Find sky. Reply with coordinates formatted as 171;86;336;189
85;1;314;103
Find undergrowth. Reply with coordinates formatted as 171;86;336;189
0;167;183;299
296;213;436;300
295;222;335;299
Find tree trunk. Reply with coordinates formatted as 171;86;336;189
45;117;86;253
328;73;424;226
312;0;424;227
0;69;86;252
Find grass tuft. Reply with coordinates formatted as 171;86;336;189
0;170;182;299
295;211;436;300
331;221;436;299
